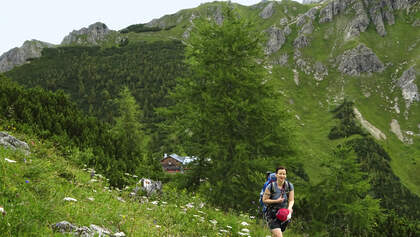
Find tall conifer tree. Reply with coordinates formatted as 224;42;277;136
164;4;294;211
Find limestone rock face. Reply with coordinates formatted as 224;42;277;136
346;1;370;39
260;2;275;19
61;22;113;45
0;40;54;73
319;0;347;23
266;27;287;54
397;67;419;108
338;44;384;76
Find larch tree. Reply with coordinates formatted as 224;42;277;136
163;4;295;211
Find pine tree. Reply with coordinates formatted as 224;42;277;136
163;4;294;211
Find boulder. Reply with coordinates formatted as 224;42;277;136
345;1;370;39
338;44;384;76
136;178;162;197
0;132;30;154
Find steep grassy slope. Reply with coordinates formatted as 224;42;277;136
0;131;302;236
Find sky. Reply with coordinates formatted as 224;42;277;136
1;0;302;55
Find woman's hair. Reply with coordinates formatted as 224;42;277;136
275;166;287;174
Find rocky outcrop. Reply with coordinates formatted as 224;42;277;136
0;40;54;73
354;108;386;140
413;19;420;27
271;53;289;66
214;6;224;25
260;2;275;19
52;221;125;237
0;132;30;154
266;26;289;54
319;0;347;23
338;44;384;76
314;62;329;81
345;1;370;39
397;67;419;108
293;35;310;49
390;119;413;144
61;22;114;45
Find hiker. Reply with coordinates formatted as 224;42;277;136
262;166;294;237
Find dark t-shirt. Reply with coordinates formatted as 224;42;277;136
266;181;294;209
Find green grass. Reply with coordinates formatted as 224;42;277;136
0;130;305;236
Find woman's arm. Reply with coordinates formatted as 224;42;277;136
287;190;294;212
262;185;284;204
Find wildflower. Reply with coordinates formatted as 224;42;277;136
161;201;167;205
241;221;249;226
0;206;6;216
147;208;153;211
199;202;205;208
89;179;98;183
219;229;229;233
185;203;194;208
237;232;249;236
117;197;126;203
151;201;158;205
241;228;250;233
87;197;95;201
209;219;217;225
197;210;206;214
249;216;255;219
132;175;138;178
4;158;16;163
63;197;78;202
226;225;232;229
114;232;126;237
155;225;161;228
25;180;29;184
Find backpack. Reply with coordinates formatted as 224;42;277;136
259;172;290;214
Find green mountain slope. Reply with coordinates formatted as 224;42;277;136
1;0;420;235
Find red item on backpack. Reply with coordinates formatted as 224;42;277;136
276;208;289;221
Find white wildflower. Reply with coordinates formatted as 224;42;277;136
241;228;250;233
186;203;194;209
215;208;220;211
151;201;159;205
87;197;95;201
219;229;229;233
209;219;218;225
197;210;206;214
89;179;98;183
226;225;232;229
0;206;6;215
241;221;249;226
199;202;205;208
155;225;161;228
117;197;126;203
147;208;153;211
161;201;167;205
114;232;126;237
124;173;130;176
249;216;255;219
63;197;77;202
4;158;16;163
132;175;138;178
93;189;97;193
193;214;200;218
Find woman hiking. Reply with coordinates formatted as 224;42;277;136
262;166;295;237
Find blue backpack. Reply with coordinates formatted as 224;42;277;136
259;172;277;213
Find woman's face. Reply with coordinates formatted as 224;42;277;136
276;169;287;182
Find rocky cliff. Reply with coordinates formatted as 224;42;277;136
0;40;54;73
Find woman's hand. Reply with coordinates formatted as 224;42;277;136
275;196;285;203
